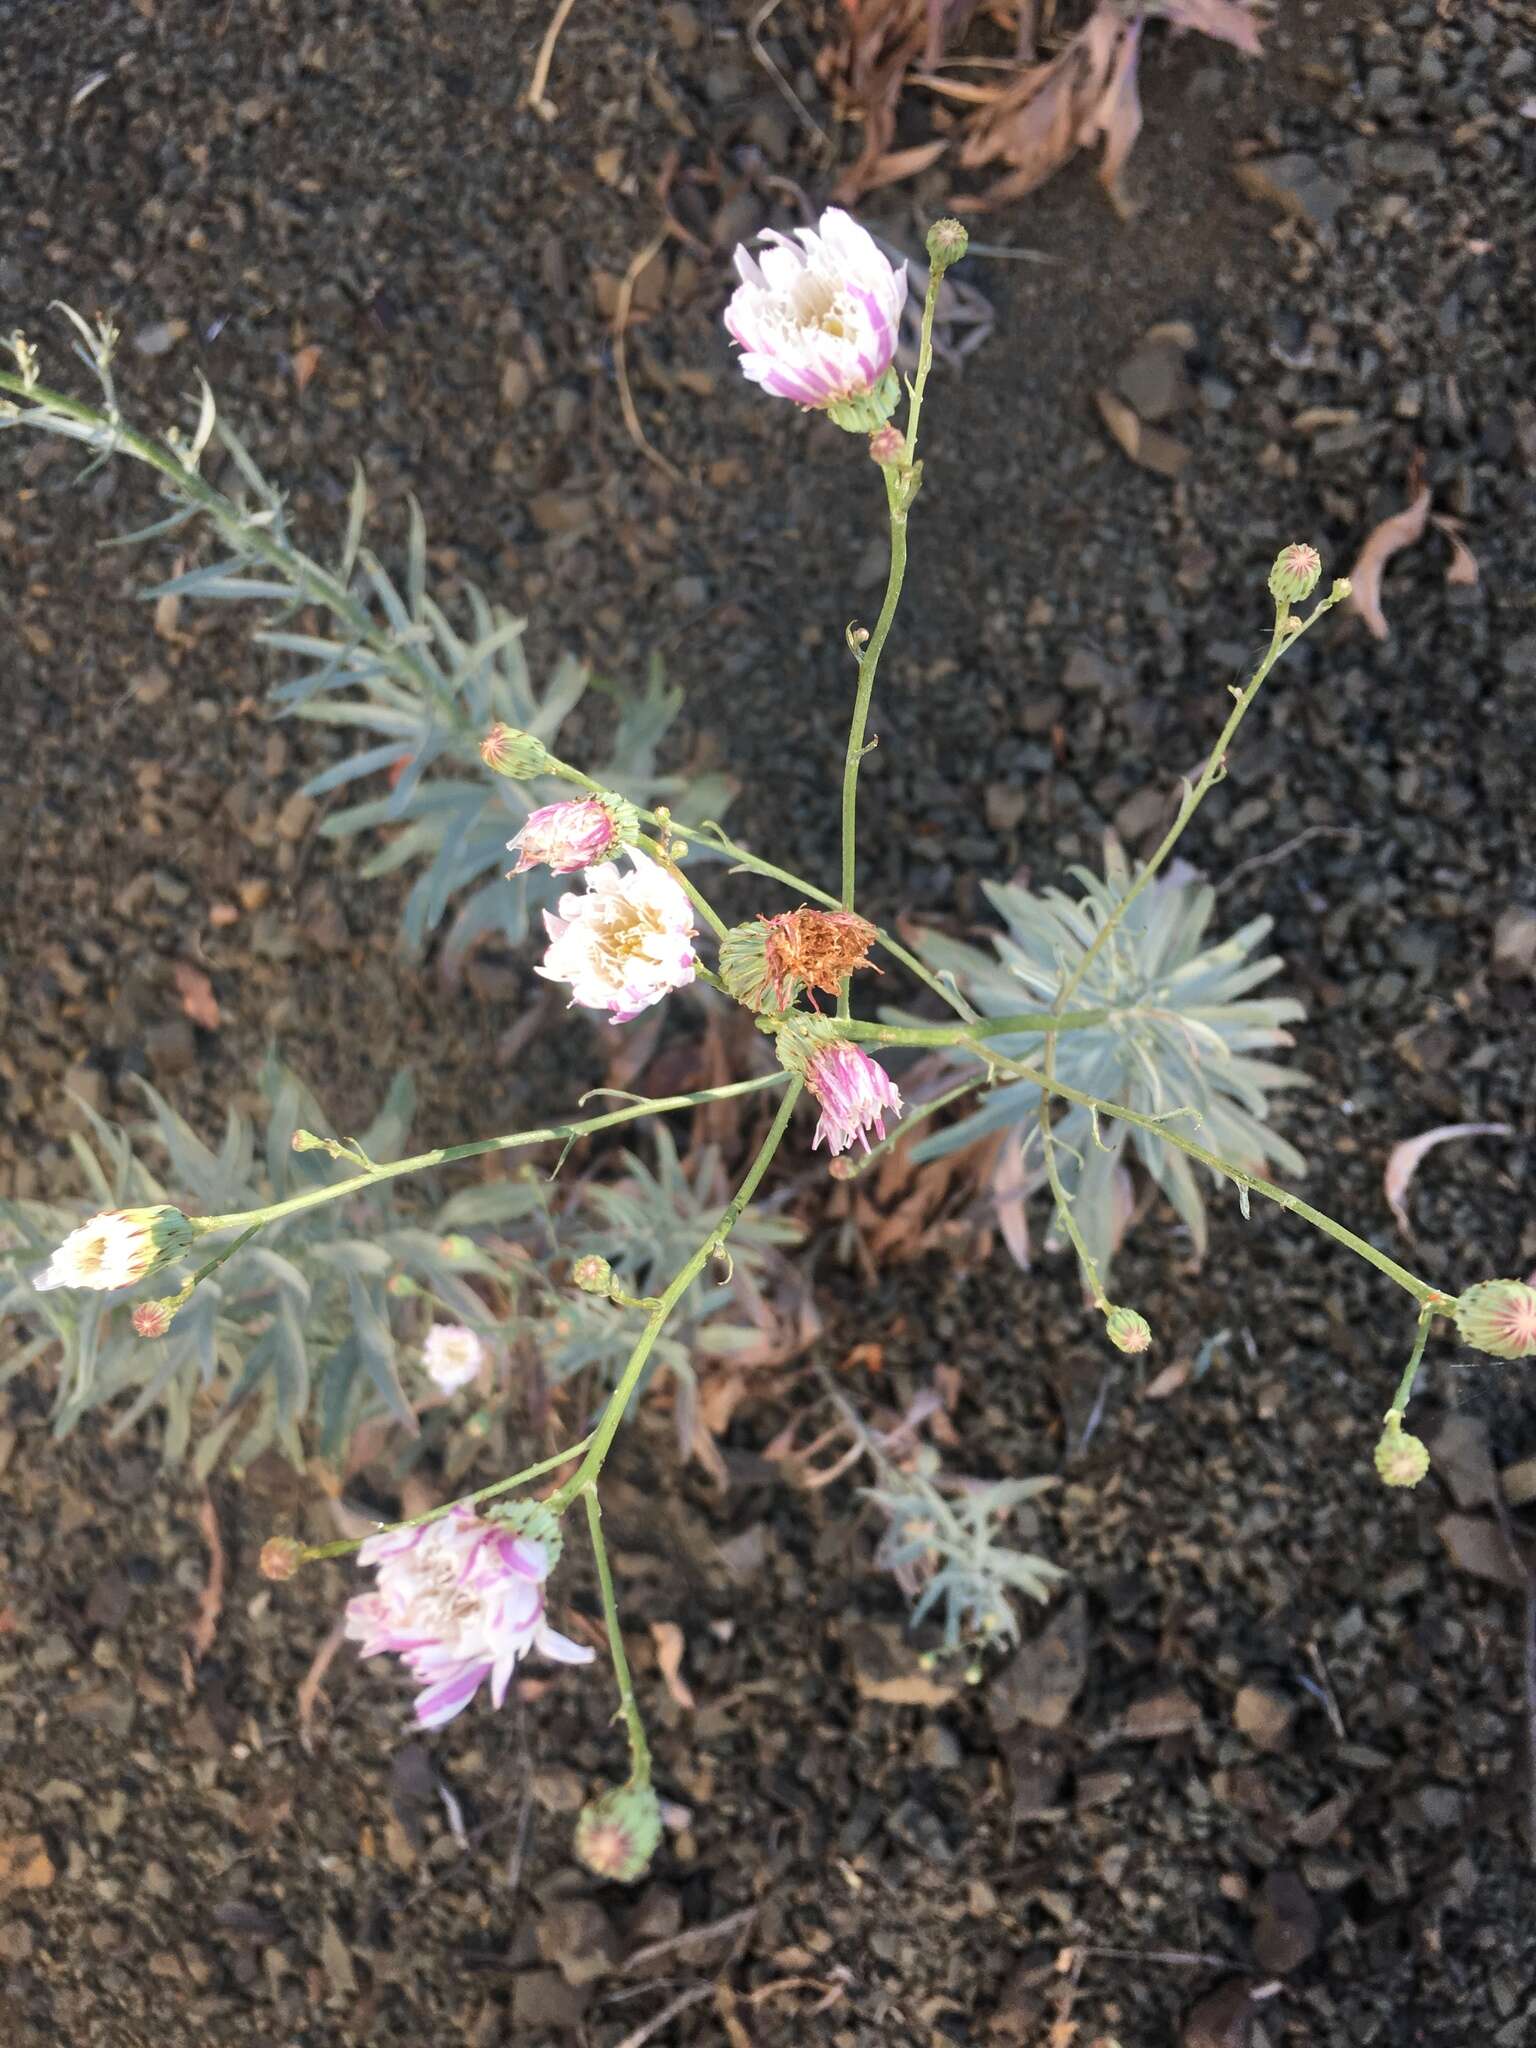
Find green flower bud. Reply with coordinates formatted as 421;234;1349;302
1454;1278;1536;1361
1374;1418;1430;1488
572;1254;613;1296
1268;543;1322;606
826;365;900;436
925;218;969;273
573;1779;663;1883
869;423;907;467
259;1536;305;1582
1104;1305;1152;1355
480;723;554;780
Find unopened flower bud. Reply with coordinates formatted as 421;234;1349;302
1104;1305;1152;1354
573;1779;663;1883
1329;577;1352;603
480;723;553;781
1268;542;1322;605
438;1233;477;1261
926;217;969;273
1374;1418;1430;1488
572;1254;613;1296
291;1128;326;1152
826;1155;858;1182
260;1536;305;1582
1454;1278;1536;1361
869;423;906;467
131;1289;188;1339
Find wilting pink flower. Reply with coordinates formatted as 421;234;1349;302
344;1506;591;1729
538;850;697;1023
806;1041;904;1156
508;798;619;877
422;1323;486;1392
33;1206;195;1293
725;208;907;416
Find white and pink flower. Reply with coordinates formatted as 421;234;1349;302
538;850;697;1024
725;208;907;424
344;1506;591;1729
806;1041;904;1156
508;797;621;877
33;1205;195;1293
421;1323;486;1393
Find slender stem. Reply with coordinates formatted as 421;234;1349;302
985;1050;1443;1307
902;259;945;465
208;1073;789;1235
1037;581;1349;1296
841;1009;1108;1047
296;1432;596;1561
549;1079;803;1509
1041;1125;1109;1311
584;1487;651;1783
839;464;907;922
1385;1304;1437;1421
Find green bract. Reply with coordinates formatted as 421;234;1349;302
908;840;1307;1278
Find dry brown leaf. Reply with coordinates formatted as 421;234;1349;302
292;343;323;395
186;1492;226;1676
173;961;221;1030
1143;1359;1191;1400
297;1617;349;1754
1430;512;1480;586
0;1834;56;1896
1347;481;1432;639
863;138;950;189
1095;387;1189;477
1384;1120;1511;1234
1090;14;1143;209
649;1621;696;1710
1159;0;1263;55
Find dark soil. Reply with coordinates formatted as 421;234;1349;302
4;2;1536;2044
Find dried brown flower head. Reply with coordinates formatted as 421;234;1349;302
762;908;880;1009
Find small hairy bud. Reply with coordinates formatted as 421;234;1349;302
1329;577;1352;603
869;423;906;467
260;1536;305;1582
573;1779;663;1883
572;1253;614;1296
1374;1419;1430;1489
131;1295;180;1339
1268;542;1322;605
925;217;969;273
480;723;553;780
826;1155;858;1182
1454;1278;1536;1361
290;1128;326;1153
1104;1305;1152;1354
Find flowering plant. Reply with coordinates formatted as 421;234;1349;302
2;211;1526;1883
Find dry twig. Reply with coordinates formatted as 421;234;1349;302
525;0;577;121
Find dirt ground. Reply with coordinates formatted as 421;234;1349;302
3;1;1536;2043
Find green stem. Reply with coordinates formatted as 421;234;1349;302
841;1009;1108;1047
1040;1125;1110;1311
839;462;908;927
296;1432;596;1561
208;1073;789;1235
989;1051;1441;1306
583;1487;651;1783
1385;1305;1438;1422
548;1078;803;1509
1038;579;1350;1297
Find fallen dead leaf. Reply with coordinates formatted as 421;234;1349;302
1384;1121;1511;1234
172;961;222;1031
0;1833;56;1895
991;1592;1089;1732
1438;1512;1528;1591
1123;1687;1201;1739
1347;478;1431;639
185;1492;226;1679
1430;512;1479;587
1096;386;1189;477
649;1621;696;1711
292;343;323;395
1143;1359;1192;1400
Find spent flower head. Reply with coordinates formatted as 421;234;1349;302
724;207;907;432
804;1041;904;1157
